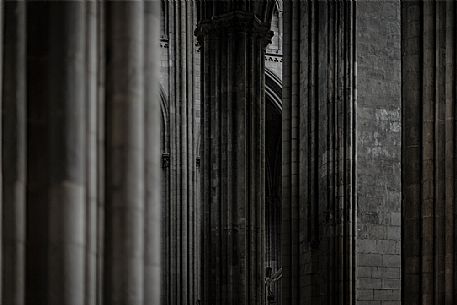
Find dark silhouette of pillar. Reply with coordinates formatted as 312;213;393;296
196;9;272;305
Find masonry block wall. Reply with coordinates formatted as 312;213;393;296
356;1;402;305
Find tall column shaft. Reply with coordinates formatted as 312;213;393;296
144;1;161;305
196;11;271;305
47;3;87;305
26;4;89;304
105;2;145;304
0;1;163;304
0;1;4;301
85;2;98;305
164;2;201;305
26;3;51;303
95;3;106;304
282;2;356;304
402;1;457;304
2;1;26;304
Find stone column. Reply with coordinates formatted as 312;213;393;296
196;11;272;305
0;1;163;304
402;1;457;304
0;1;3;301
164;2;201;305
281;2;356;304
105;2;145;304
85;2;98;305
26;3;51;303
2;1;26;304
95;3;106;304
47;2;87;305
144;1;161;305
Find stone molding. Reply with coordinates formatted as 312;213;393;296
265;54;282;63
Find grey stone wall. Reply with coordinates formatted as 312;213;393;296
356;2;401;304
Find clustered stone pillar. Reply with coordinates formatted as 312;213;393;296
84;2;101;305
402;1;457;304
163;2;202;305
282;1;356;304
196;11;272;305
0;1;162;305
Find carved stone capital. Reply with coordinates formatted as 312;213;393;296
195;11;273;47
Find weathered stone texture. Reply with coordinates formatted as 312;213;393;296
356;1;402;305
